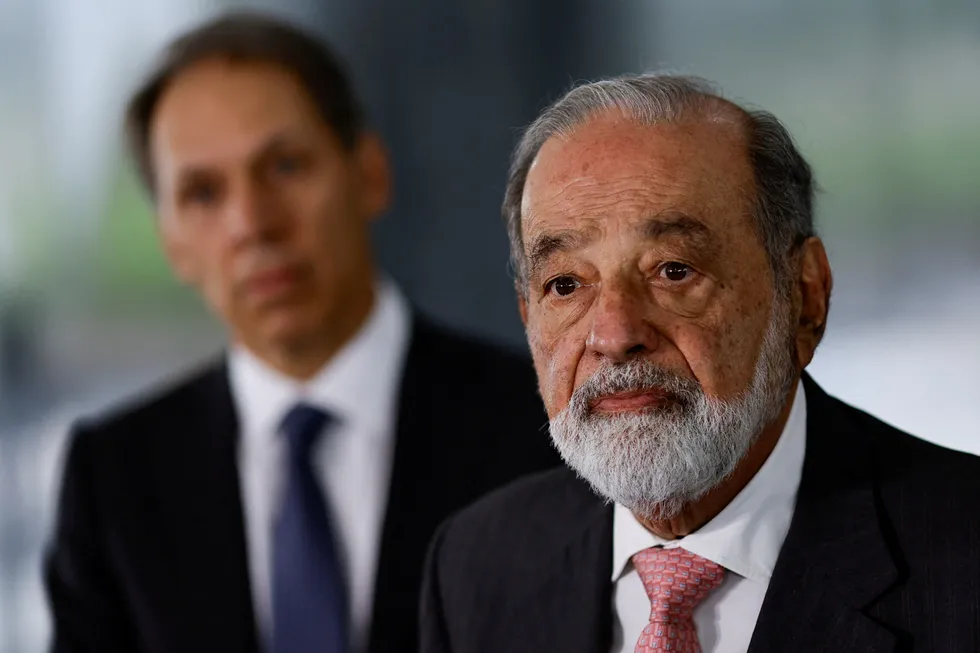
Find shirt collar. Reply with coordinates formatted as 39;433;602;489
611;379;807;584
228;276;412;441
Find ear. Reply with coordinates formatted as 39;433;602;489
794;236;833;368
517;285;529;328
354;132;391;220
157;213;199;286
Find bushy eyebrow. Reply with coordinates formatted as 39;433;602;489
526;211;716;280
527;229;591;280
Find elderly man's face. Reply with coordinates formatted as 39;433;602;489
520;113;777;419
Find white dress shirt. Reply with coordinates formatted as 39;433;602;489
229;278;411;653
610;381;807;653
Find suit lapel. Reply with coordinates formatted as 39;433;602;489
369;319;470;653
514;481;614;653
747;375;898;653
153;359;260;653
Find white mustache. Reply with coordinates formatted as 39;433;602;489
570;360;703;413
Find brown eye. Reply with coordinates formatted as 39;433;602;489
549;276;579;296
662;262;691;282
183;182;219;207
273;154;304;176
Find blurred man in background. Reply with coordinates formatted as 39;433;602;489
43;11;560;653
421;73;980;652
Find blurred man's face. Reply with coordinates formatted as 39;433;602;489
150;58;388;370
518;111;800;516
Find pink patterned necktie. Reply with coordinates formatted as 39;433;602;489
631;547;726;653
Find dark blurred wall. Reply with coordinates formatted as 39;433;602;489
307;0;649;349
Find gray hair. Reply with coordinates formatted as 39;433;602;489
503;72;816;296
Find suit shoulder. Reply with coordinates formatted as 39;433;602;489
439;466;599;554
834;399;980;507
73;359;225;444
410;319;541;409
845;401;980;473
414;318;534;372
451;466;574;522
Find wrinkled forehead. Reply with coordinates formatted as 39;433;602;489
521;113;756;239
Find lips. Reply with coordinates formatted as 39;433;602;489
243;264;304;299
589;388;675;414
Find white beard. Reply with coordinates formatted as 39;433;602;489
548;303;797;520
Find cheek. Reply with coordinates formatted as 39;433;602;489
297;181;362;261
680;295;771;399
182;230;238;317
526;311;589;418
304;166;354;222
199;255;234;315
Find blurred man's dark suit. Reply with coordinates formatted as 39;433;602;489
45;314;561;653
421;376;980;653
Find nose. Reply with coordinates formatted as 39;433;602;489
586;279;661;364
226;179;287;245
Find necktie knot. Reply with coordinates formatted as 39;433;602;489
632;547;725;624
280;403;330;460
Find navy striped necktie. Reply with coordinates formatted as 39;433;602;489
271;403;348;653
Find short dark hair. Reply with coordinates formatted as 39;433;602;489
124;10;366;196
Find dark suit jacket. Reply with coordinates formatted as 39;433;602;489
421;375;980;653
45;317;562;653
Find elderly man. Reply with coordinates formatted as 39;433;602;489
420;74;980;653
